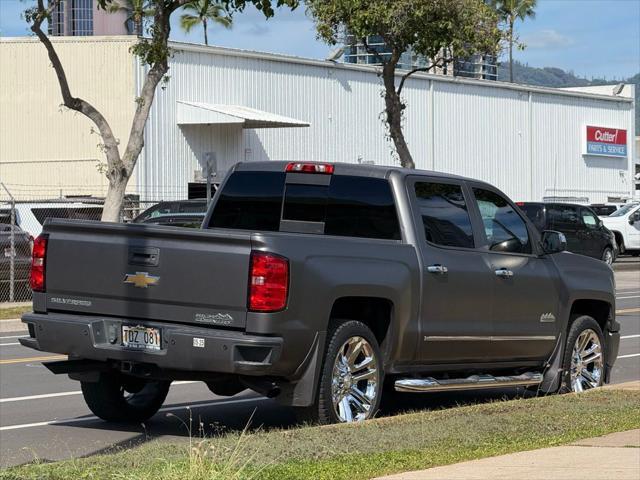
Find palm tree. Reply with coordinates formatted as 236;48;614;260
491;0;537;83
107;0;154;36
180;0;232;46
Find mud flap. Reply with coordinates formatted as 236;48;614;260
276;331;326;407
539;333;564;393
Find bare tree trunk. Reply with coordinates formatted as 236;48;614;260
203;18;208;45
102;175;128;222
381;52;415;169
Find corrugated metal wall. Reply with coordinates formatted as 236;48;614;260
139;43;634;204
138;46;428;200
0;37;138;200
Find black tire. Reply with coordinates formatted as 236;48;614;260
559;315;606;394
631;251;640;257
81;373;170;422
602;246;614;265
296;320;383;425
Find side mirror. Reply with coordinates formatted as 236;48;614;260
629;213;640;225
541;230;567;254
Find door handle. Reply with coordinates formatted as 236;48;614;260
427;264;448;274
495;268;514;278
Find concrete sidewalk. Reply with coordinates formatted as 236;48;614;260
376;429;640;480
376;382;640;480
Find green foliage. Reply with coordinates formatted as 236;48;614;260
180;0;232;45
96;0;299;19
307;0;501;67
490;0;537;24
94;1;299;65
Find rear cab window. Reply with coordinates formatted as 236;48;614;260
208;169;401;241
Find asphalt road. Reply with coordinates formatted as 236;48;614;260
1;270;638;468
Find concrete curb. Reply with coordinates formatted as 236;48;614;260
0;318;27;333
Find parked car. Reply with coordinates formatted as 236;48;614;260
21;162;619;425
0;202;103;238
517;202;618;265
132;200;207;223
0;225;33;301
601;203;640;256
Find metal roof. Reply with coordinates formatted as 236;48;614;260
176;101;310;128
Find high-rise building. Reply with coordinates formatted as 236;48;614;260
48;0;130;36
343;35;497;80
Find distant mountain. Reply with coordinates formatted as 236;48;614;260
498;62;639;135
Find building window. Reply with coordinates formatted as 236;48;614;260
48;0;65;36
71;0;93;36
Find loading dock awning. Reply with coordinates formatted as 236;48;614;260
176;101;310;128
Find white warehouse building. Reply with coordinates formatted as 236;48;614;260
0;36;636;204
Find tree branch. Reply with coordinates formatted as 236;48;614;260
396;57;450;96
361;36;386;66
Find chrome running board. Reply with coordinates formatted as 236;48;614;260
394;372;543;393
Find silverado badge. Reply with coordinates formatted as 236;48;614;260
124;272;160;288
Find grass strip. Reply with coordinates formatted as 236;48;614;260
2;389;639;480
0;305;31;320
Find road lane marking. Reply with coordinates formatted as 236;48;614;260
616;295;640;300
617;353;640;359
621;334;640;339
0;355;65;365
616;308;640;314
0;343;20;346
0;381;199;404
0;335;27;340
0;396;266;432
0;391;82;403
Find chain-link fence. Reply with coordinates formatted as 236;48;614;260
0;184;209;303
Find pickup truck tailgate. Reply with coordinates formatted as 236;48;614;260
42;220;251;329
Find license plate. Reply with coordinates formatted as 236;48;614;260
122;325;161;351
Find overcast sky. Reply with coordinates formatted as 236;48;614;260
0;0;638;80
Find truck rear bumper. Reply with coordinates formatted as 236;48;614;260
20;312;284;377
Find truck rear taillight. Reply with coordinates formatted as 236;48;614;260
248;251;289;312
29;234;48;292
285;162;334;174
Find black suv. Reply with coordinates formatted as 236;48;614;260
517;202;617;265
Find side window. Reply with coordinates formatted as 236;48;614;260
414;182;475;248
472;188;531;254
581;208;599;229
547;205;579;230
209;171;285;231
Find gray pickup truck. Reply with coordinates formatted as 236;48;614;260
21;162;620;424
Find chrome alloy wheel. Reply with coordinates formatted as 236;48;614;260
603;249;614;265
570;329;604;392
331;336;379;422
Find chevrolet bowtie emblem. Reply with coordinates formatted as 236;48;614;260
124;272;160;288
